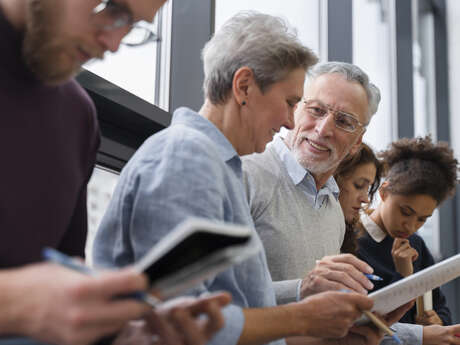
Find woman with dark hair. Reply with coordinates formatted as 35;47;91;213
359;136;457;326
334;142;383;254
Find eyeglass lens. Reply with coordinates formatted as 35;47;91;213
305;101;358;132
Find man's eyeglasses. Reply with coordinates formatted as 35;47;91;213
303;99;366;133
92;0;160;47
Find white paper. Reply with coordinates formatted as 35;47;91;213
369;253;460;315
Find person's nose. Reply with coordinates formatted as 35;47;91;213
359;191;370;204
315;110;335;137
404;217;417;233
284;107;295;130
95;27;128;53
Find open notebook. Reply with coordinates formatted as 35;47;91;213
132;217;260;299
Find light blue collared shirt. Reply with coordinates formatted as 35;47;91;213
93;107;284;345
270;135;340;209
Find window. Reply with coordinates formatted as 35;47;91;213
448;0;460;156
353;0;398;151
215;0;323;58
85;36;158;104
85;167;119;266
84;2;173;110
413;1;437;139
411;0;440;257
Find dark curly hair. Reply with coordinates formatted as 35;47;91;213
335;143;383;254
379;135;458;204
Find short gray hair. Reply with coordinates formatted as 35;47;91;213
202;11;318;104
308;62;381;122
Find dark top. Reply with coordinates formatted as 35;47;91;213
358;232;452;325
0;9;100;267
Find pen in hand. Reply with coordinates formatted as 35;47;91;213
42;247;160;308
362;310;401;344
339;289;401;344
364;273;383;281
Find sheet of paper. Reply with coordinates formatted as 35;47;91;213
369;253;460;315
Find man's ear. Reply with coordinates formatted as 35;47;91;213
232;66;254;106
349;132;364;156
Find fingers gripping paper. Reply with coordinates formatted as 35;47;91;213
369;253;460;315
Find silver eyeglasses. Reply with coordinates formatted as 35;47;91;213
92;0;160;47
303;99;367;133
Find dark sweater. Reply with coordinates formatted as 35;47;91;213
358;232;452;325
0;9;100;267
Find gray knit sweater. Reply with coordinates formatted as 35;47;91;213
242;143;345;304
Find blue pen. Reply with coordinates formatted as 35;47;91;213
42;247;160;308
364;273;383;281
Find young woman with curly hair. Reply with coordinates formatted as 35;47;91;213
358;136;458;327
336;136;459;330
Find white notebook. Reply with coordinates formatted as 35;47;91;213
132;217;260;299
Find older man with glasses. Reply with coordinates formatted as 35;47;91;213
243;62;419;344
0;0;228;345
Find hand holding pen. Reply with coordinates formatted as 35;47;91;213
41;248;231;345
42;247;161;307
349;302;414;345
11;258;152;345
364;273;383;282
340;289;404;344
300;254;380;298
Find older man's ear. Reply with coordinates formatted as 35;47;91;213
349;133;365;156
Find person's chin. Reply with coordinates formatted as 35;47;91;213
254;144;267;154
26;42;81;85
254;137;271;154
345;212;359;224
39;66;78;85
298;149;334;169
393;232;410;239
37;55;81;85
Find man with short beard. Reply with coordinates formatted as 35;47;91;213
243;62;422;345
0;0;228;344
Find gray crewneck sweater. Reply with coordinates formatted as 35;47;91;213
243;142;345;304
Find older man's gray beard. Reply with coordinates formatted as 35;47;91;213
293;149;341;175
291;135;341;176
